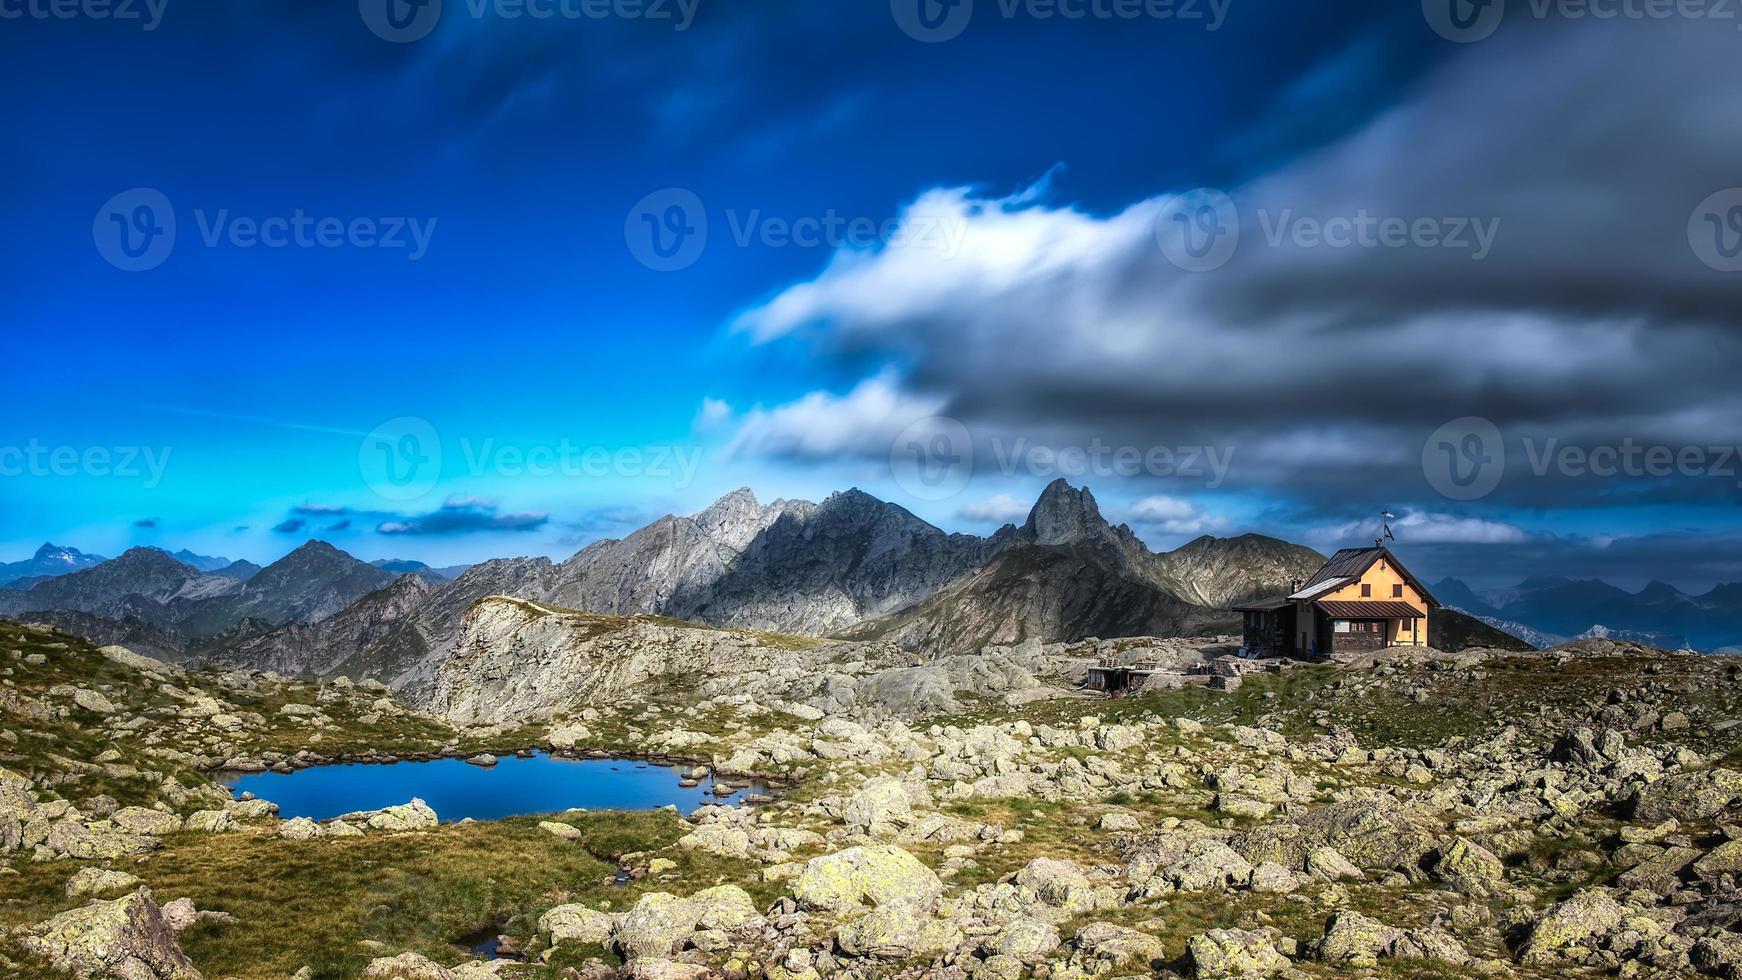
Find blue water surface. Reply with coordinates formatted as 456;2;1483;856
216;752;759;821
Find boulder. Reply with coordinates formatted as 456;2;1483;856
836;899;962;959
614;892;702;960
183;810;237;834
356;799;438;831
1071;922;1167;970
109;807;183;836
1187;928;1290;978
24;887;202;979
842;776;913;834
65;867;142;899
538;903;616;944
277;817;325;841
792;844;943;914
1520;889;1625;965
1315;910;1403;968
1014;857;1102;916
690;885;760;931
1632;769;1742;823
361;952;453;979
987;917;1061;963
1433;837;1507;895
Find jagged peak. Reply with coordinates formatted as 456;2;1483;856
1022;479;1115;547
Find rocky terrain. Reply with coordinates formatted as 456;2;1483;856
4;609;1742;980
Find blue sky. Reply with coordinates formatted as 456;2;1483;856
3;1;1739;590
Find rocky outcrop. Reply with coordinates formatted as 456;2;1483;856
24;887;202;979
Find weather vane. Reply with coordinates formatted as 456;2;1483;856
1381;510;1397;543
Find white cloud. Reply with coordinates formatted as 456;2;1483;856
1321;510;1528;546
1128;495;1230;535
694;397;734;432
958;493;1031;524
723;371;946;462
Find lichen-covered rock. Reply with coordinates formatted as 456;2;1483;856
183;810;237;833
1520;889;1625;964
1632;769;1742;823
538;903;616;944
46;819;159;860
355;798;438;831
110;807;183;837
1694;839;1742;881
792;844;942;914
836;899;962;959
360;952;453;979
1315;910;1403;968
66;866;142;898
1161;840;1254;892
1014;857;1103;916
842;776;913;834
1187;928;1290;978
689;884;760;931
277;817;325;840
24;886;202;979
614;892;702;960
1434;837;1506;895
987;917;1061;963
1071;921;1167;970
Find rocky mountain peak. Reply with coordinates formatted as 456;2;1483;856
693;488;780;553
1021;479;1117;547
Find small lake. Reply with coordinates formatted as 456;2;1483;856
216;752;765;822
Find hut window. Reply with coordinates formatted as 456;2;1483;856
1393;584;1404;598
1334;620;1351;633
1361;584;1372;597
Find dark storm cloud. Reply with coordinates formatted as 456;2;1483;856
272;518;307;535
376;497;548;536
730;17;1742;516
133;518;159;529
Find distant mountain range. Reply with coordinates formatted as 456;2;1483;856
8;481;1738;690
1433;575;1742;652
0;481;1321;687
0;543;107;588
